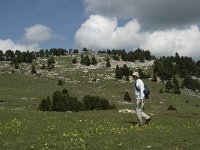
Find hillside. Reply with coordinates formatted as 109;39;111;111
0;53;199;149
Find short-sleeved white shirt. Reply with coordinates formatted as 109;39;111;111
134;79;145;100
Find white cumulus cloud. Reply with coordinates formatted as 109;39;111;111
24;24;53;43
142;26;200;57
75;15;143;50
75;15;200;58
0;24;55;52
0;39;39;52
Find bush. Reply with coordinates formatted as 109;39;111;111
41;64;45;69
39;91;115;112
159;89;163;93
62;88;68;95
14;63;19;69
58;80;63;85
47;56;55;68
167;105;177;111
52;91;66;112
31;64;37;74
39;98;48;111
39;97;52;111
174;87;181;94
39;90;83;112
182;76;200;91
152;74;157;82
124;91;131;102
83;95;116;110
165;78;181;94
91;57;97;65
72;58;78;64
106;58;111;68
81;55;91;66
67;96;84;112
46;96;52;111
138;68;150;79
165;81;173;92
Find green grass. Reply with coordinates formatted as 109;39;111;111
0;109;199;150
0;56;200;149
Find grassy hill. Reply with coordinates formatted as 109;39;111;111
0;54;199;149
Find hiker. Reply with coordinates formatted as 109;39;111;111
132;72;151;126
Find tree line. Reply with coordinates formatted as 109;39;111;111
153;53;200;92
98;48;155;62
153;53;200;80
0;48;155;65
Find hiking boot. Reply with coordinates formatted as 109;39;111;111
145;118;151;124
135;124;142;127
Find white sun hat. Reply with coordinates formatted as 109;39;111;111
132;72;140;77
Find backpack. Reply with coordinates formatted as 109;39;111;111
143;85;150;99
135;84;150;99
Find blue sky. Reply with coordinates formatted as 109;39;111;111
0;0;200;58
0;0;86;49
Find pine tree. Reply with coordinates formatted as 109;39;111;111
41;64;45;69
31;64;37;74
39;49;45;57
113;54;120;61
15;50;23;63
47;56;55;68
173;76;179;88
82;95;114;110
100;98;110;110
39;98;48;111
5;50;15;60
174;85;181;94
196;60;200;77
91;57;97;65
80;54;84;65
84;55;91;66
14;62;19;69
122;64;130;77
23;51;33;63
52;91;66;112
68;97;83;112
182;76;200;91
124;91;131;102
159;89;164;93
115;65;123;79
165;81;173;92
172;76;180;94
45;49;49;57
72;58;78;64
63;95;70;111
58;80;63;85
138;68;148;79
152;73;157;82
62;88;68;95
82;95;93;110
46;96;52;111
0;50;4;61
106;58;111;68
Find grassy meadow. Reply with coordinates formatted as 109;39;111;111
0;55;200;150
